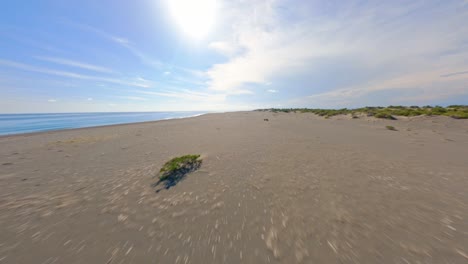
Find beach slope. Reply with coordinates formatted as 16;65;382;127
1;111;467;263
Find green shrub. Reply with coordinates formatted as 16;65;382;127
152;154;203;191
431;107;447;115
389;105;405;109
374;112;397;120
449;112;468;119
158;154;202;181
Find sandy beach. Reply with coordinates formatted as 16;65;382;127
1;111;467;263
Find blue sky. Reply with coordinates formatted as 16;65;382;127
0;0;467;113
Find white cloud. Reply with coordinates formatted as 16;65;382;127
164;71;171;75
35;56;113;73
267;89;278;93
207;0;318;92
209;41;242;57
87;98;93;101
206;0;468;103
48;99;57;102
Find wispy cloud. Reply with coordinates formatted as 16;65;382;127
35;56;113;73
267;89;278;93
0;27;65;54
0;59;88;79
48;99;57;102
304;67;468;107
134;77;153;88
136;89;226;102
118;96;147;101
395;88;468;104
0;59;151;88
440;70;468;78
67;22;163;69
63;21;209;91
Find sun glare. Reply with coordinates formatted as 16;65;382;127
168;0;217;39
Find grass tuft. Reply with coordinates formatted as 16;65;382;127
386;125;397;131
158;154;202;181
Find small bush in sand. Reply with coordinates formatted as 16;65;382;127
451;113;468;119
386;125;397;131
153;155;202;191
375;113;397;120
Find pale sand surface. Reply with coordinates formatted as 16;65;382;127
1;111;467;263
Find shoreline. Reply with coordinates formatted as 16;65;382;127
1;111;463;139
3;107;466;139
0;112;215;139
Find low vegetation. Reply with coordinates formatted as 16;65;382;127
154;154;202;191
374;112;397;120
257;105;468;119
386;125;397;131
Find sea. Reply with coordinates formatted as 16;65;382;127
0;111;207;136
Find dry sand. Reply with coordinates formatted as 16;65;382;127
0;111;467;263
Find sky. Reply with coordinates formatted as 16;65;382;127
0;0;467;113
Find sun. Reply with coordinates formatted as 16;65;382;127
168;0;217;39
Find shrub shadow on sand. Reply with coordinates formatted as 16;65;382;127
152;155;202;192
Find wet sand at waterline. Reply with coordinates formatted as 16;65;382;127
1;111;467;263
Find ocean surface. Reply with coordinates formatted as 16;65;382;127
0;111;207;136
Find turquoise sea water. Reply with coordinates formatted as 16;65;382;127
0;112;207;136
